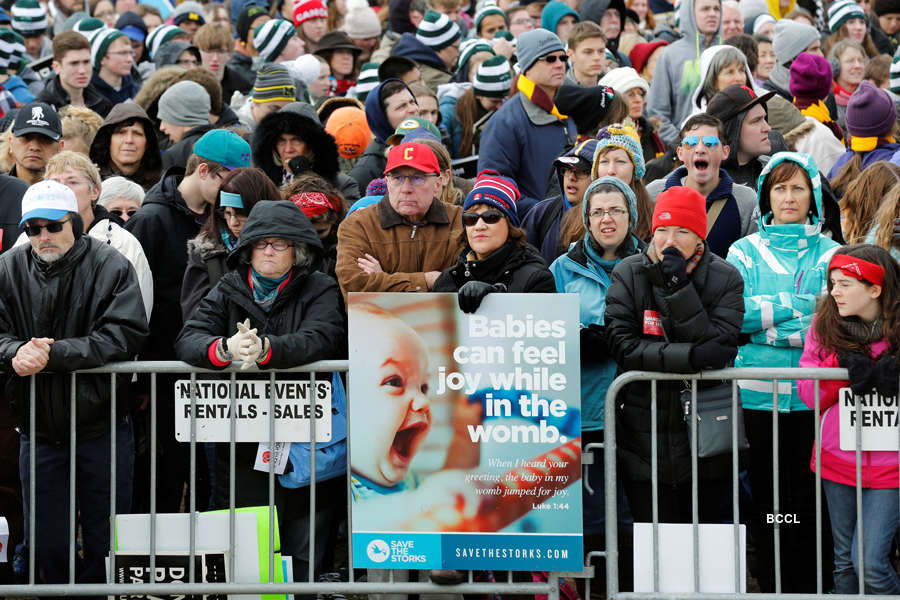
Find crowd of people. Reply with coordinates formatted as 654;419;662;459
0;0;897;595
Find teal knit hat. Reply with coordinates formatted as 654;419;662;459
11;0;47;36
146;24;186;59
91;28;125;70
415;10;461;51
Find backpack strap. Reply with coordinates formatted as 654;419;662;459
706;198;727;235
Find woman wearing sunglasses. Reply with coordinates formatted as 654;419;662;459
180;168;281;321
432;170;555;312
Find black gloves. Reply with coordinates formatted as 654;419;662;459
658;246;689;292
458;281;507;313
893;217;900;243
690;334;739;370
580;324;609;363
873;355;900;398
838;351;878;396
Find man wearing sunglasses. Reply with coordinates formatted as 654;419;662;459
645;113;758;258
478;28;578;219
0;180;148;587
336;141;463;302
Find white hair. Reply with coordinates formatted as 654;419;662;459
722;0;740;11
97;177;145;208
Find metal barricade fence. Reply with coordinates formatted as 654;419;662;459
0;360;563;599
601;367;900;600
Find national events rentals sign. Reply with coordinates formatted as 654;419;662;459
839;387;900;451
347;292;583;570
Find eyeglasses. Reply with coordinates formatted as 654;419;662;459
681;135;720;148
511;17;535;25
252;239;294;251
386;173;437;187
221;208;247;223
589;207;628;219
108;208;139;218
24;219;70;237
537;53;568;64
462;209;505;227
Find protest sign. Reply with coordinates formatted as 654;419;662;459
347;293;582;571
839;387;900;451
174;379;331;442
111;552;228;600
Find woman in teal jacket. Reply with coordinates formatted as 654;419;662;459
549;176;643;571
725;151;839;593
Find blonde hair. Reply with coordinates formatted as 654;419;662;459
44;150;102;192
874;183;900;251
417;137;461;205
0;125;13;172
60;105;103;151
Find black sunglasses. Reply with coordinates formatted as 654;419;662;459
24;219;70;237
108;208;139;218
462;209;504;227
538;54;568;64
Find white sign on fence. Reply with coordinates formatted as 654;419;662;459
174;379;331;442
839;387;900;451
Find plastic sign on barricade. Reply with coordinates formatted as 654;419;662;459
839;387;900;450
347;292;583;571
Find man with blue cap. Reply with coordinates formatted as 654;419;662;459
0;178;148;586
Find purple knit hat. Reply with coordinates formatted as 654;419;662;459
789;53;832;100
846;80;897;138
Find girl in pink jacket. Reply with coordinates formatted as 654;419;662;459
799;244;900;595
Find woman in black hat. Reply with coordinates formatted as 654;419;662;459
314;30;363;96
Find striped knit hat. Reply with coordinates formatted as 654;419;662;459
891;52;900;94
416;10;461;51
146;25;186;59
355;62;380;101
473;55;511;98
592;123;645;180
252;63;297;103
474;2;507;35
254;19;296;63
73;17;105;41
0;28;24;74
463;169;521;227
458;38;493;72
11;0;47;36
828;0;866;33
91;28;125;70
293;0;327;26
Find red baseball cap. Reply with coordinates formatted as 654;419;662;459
384;142;440;175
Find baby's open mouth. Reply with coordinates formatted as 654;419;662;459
390;414;429;463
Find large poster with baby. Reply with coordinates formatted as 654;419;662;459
347;292;583;571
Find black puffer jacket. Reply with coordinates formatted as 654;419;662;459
90;102;163;191
252;103;360;202
432;240;556;293
605;244;744;484
0;237;149;443
174;201;345;517
181;229;229;322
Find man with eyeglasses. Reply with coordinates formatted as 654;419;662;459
37;31;113;117
125;129;251;513
0;179;148;588
478;28;578;219
90;28;139;105
645;113;758;258
336;141;463;302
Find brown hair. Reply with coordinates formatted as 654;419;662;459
327;0;344;31
764;159;809;191
134;4;161;18
626;0;655;29
417;137;462;205
178;67;223;116
457;219;528;252
840;161;900;243
186;154;228;177
567;21;605;51
865;54;891;88
428;0;461;11
814;243;900;354
873;183;900;251
454;87;487;157
192;22;233;51
199;167;281;238
824;23;879;59
52;31;91;62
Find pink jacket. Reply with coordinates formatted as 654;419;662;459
798;325;898;489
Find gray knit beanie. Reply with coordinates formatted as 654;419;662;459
515;28;564;74
772;19;820;66
158;80;210;127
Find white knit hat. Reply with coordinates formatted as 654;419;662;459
344;0;381;39
599;66;649;95
290;53;323;87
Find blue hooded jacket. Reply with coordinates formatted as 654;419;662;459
391;32;448;72
726;152;839;412
541;1;580;35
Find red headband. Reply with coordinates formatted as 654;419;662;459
289;192;340;218
829;254;885;287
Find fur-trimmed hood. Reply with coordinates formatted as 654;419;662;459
186;230;228;261
251;103;341;186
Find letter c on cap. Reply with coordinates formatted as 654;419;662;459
403;146;414;161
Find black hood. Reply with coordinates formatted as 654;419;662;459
226;200;324;268
89;102;163;190
251;106;341;186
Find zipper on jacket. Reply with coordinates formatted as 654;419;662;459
410;225;417;240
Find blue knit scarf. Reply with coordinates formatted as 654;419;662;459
250;267;290;311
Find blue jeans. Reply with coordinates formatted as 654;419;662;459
823;479;900;595
19;419;134;586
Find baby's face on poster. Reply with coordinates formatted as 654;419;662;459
352;317;432;487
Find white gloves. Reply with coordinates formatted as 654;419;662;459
223;319;265;370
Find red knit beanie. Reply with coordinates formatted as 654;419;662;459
652;187;707;240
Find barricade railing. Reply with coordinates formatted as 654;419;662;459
602;367;900;600
0;360;563;599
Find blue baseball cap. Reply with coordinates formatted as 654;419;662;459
192;129;252;170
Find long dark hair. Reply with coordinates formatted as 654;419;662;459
813;244;900;354
199;167;282;241
455;87;488;158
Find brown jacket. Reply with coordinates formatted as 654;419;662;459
336;195;464;302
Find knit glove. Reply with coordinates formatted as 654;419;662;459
659;246;689;292
893;217;900;243
225;319;263;370
872;354;900;398
458;281;506;314
580;324;610;363
690;334;738;371
838;351;877;396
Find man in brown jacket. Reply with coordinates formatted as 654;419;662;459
336;141;463;302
